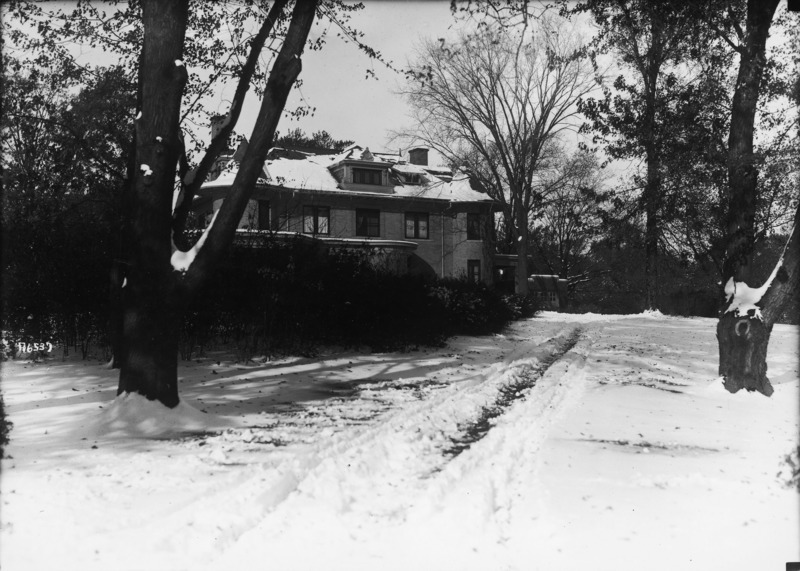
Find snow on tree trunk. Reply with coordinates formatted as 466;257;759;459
118;0;189;408
116;0;318;407
718;210;798;396
716;0;783;397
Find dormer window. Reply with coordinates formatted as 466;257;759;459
352;168;383;186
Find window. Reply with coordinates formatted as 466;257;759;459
257;200;270;230
356;209;380;237
303;205;330;235
468;260;481;283
405;212;429;239
534;291;558;304
467;213;482;240
352;168;383;186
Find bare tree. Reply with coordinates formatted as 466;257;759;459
530;149;609;291
399;16;595;294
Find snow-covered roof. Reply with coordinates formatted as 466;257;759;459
200;144;491;203
265;155;341;191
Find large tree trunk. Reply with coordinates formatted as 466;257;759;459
115;0;318;407
721;0;779;284
717;0;782;396
643;150;660;310
718;208;799;396
180;0;317;295
117;0;189;407
641;21;663;311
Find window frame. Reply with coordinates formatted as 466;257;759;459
352;167;383;186
467;212;482;240
355;208;380;237
257;199;270;230
405;211;429;239
467;259;481;283
302;205;330;235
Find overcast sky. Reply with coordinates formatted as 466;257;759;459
231;1;472;154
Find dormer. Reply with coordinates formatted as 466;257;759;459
329;145;395;194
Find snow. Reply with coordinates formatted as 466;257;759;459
156;136;163;143
140;164;153;176
90;393;230;439
264;155;341;191
201;146;488;203
175;59;184;67
724;259;783;319
1;314;798;571
171;210;218;273
135;111;141;120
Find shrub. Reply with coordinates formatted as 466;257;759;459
0;394;12;458
181;240;533;358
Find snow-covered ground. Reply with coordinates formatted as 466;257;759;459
1;312;798;571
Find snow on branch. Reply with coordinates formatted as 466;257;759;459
723;257;784;320
171;210;219;273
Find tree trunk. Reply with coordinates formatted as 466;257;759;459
718;209;798;396
515;203;529;296
642;27;662;311
722;0;780;284
115;0;318;407
643;151;660;310
108;260;125;368
117;0;189;407
180;0;317;295
716;0;782;396
118;288;182;406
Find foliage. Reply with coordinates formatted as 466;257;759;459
3;0;377;153
1;65;132;360
399;15;595;293
528;149;609;284
777;446;800;492
274;128;354;153
0;394;11;458
180;239;534;359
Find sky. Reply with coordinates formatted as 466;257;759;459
230;1;465;154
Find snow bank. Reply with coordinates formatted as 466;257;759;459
538;309;669;322
89;392;225;439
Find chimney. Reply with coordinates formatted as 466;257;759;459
211;114;232;153
409;147;429;166
211;114;227;140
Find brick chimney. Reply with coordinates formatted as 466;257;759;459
211;114;227;140
211;114;232;153
409;147;429;166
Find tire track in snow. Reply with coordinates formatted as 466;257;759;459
445;328;582;458
204;325;588;570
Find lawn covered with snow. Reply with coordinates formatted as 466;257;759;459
1;312;798;571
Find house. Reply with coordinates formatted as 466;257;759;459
192;141;496;284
